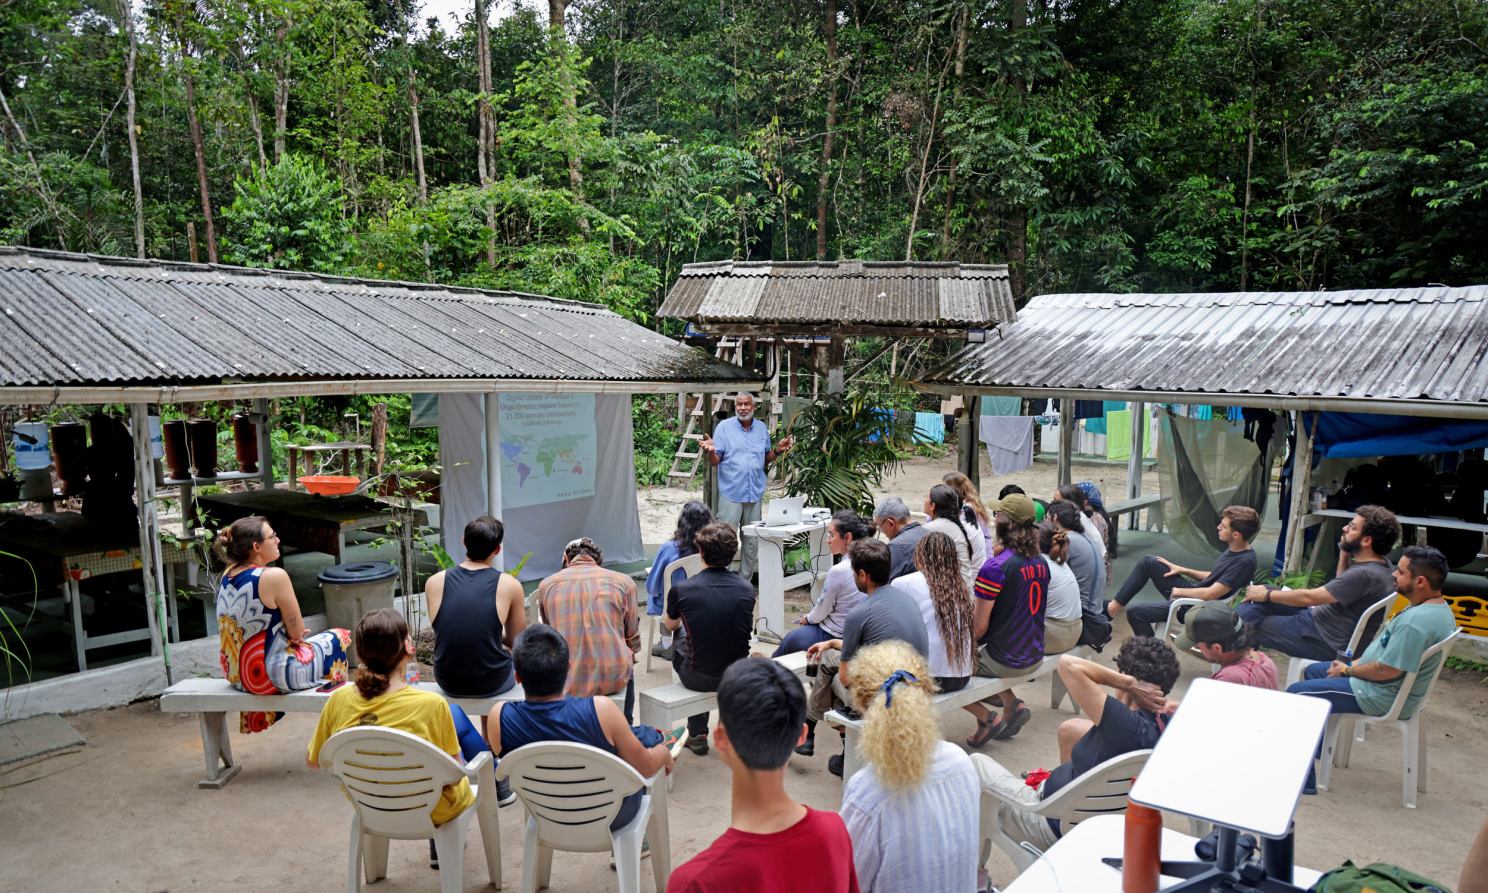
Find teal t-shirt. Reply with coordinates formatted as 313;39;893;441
1349;601;1456;718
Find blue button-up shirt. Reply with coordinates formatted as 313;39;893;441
712;415;771;503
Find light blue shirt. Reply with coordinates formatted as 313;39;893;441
1350;601;1456;718
712;416;771;503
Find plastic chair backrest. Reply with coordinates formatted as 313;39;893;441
662;554;705;602
321;726;466;839
1039;749;1153;830
1346;594;1398;655
1376;629;1459;723
501;741;649;852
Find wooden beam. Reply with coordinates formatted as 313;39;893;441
129;403;170;682
688;322;980;339
1057;399;1074;487
1283;411;1316;574
826;337;847;394
958;394;980;488
1126;401;1145;530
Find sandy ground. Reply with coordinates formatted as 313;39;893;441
3;455;1485;891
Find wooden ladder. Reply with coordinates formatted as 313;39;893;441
668;339;745;485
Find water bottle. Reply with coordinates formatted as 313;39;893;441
1122;801;1161;892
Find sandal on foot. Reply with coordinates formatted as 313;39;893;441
992;705;1032;740
965;718;1004;748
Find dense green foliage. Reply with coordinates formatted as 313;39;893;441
3;0;1483;312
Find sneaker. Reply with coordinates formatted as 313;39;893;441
662;725;689;751
650;641;673;660
794;735;815;757
496;777;516;807
827;754;844;777
685;733;709;756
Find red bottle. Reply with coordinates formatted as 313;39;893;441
1122;801;1161;893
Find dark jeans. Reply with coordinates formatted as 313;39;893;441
1238;601;1336;661
674;663;722;738
610;724;664;831
1112;555;1180;637
623;675;635;725
773;622;835;657
1287;661;1366;790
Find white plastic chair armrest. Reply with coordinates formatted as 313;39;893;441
1160;597;1205;641
1345;596;1395;656
465;750;493;782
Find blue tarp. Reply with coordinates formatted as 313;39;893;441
1314;412;1488;458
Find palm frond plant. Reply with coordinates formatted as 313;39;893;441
776;390;917;515
0;549;38;694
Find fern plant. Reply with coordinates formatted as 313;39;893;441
776;390;917;515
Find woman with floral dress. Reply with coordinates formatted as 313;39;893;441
216;515;350;732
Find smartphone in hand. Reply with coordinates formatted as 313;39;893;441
316;679;346;693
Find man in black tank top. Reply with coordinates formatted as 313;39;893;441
426;516;527;701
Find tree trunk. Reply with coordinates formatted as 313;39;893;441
176;12;218;262
0;84;68;245
939;4;969;257
905;53;949;261
548;0;587;223
475;0;497;267
1240;100;1256;291
1006;0;1027;299
403;29;427;202
815;0;839;260
119;0;146;258
272;17;291;163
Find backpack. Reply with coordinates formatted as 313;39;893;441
1078;606;1113;651
1310;861;1453;893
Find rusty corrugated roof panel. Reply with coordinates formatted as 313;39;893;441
0;247;754;389
659;260;1015;329
919;287;1488;407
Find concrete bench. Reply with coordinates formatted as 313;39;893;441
826;646;1092;783
1107;493;1166;535
638;649;809;730
159;677;622;789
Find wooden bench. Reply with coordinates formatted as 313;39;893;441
1106;493;1165;534
826;646;1092;783
160;677;623;789
638;650;809;730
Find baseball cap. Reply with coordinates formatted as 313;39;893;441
989;492;1038;525
1178;602;1245;652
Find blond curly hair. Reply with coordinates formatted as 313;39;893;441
843;640;940;791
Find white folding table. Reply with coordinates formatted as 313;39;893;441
741;508;830;642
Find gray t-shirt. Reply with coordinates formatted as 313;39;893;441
1063;531;1103;613
1313;559;1395;651
840;583;930;662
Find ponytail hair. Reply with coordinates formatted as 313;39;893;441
1047;499;1086;535
842;641;938;791
353;608;409;699
928;483;974;555
941;472;990;525
214;516;269;566
1039;520;1070;565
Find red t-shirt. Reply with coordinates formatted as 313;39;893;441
667;806;860;893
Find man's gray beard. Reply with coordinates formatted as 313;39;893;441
736;412;754;423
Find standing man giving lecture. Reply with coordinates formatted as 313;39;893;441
700;392;794;582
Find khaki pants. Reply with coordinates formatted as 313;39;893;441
975;754;1060;866
715;494;762;580
807;648;851;723
1044;616;1083;656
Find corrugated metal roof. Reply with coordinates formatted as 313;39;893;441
658;260;1016;329
919;287;1488;409
0;247;756;393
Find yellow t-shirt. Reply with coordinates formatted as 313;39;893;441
308;684;475;826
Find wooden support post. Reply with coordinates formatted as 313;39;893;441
1057;399;1074;488
1283;411;1316;574
253;398;273;491
701;392;718;513
130;403;170;681
825;336;847;394
957;394;980;488
1126;401;1146;531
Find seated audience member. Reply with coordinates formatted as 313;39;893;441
665;522;756;755
1053;484;1109;575
1047;500;1104;613
923;483;987;594
999;484;1046;523
973;639;1179;857
875;495;929;581
1039;522;1084;656
896;532;976;691
802;539;929;775
1179;602;1277;689
216;516;350;734
489;625;674;837
774;510;870;657
1287;545;1457;792
309;609;511;869
645;500;713;660
840;641;979;893
1461;814;1488;893
1075;481;1113;559
966;493;1049;747
1241;505;1400;662
668;660;859;892
1107;505;1259;638
538;537;641;720
943;471;994;557
426;514;525;699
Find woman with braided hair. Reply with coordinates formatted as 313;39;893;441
840;640;980;892
895;531;976;691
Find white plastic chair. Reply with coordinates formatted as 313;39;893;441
1317;629;1460;808
498;741;671;893
320;726;502;893
1283;593;1397;688
1156;597;1205;644
647;554;704;672
973;749;1152;873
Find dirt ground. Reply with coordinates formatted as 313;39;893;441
2;456;1484;891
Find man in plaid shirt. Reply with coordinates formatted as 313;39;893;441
537;537;643;721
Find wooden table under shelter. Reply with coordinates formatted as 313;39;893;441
192;489;425;563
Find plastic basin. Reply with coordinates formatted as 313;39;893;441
300;475;361;496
